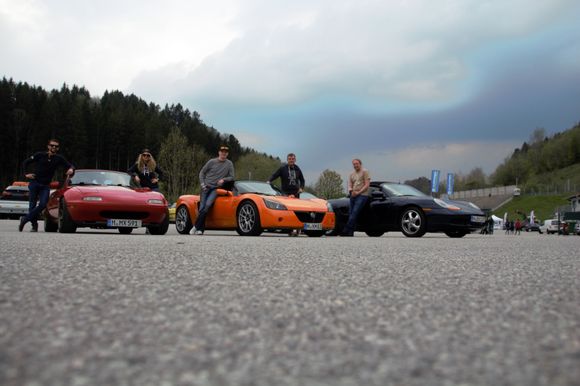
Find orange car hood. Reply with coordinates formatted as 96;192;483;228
265;196;328;211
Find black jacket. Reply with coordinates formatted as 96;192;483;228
23;152;73;185
127;163;164;189
268;164;305;195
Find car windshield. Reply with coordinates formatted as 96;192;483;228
235;181;281;196
70;171;131;187
299;192;318;200
381;183;428;197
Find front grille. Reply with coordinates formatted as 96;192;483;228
100;211;149;220
450;216;470;225
294;211;326;223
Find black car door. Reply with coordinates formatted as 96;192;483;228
367;186;395;229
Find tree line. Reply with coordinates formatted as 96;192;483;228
491;125;580;190
0;78;247;187
0;78;348;201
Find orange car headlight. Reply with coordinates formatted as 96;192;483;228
263;198;287;211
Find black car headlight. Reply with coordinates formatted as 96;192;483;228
468;202;481;210
433;198;461;211
263;198;287;211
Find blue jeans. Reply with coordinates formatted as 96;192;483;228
343;195;369;235
25;180;50;225
194;187;218;231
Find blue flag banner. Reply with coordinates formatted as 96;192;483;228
447;173;454;195
431;170;440;193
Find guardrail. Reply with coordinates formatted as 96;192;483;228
450;185;518;200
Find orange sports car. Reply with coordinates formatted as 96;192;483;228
175;181;335;236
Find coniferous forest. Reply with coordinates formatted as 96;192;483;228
0;77;245;188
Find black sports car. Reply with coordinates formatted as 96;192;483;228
329;181;486;238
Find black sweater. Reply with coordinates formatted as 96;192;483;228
268;164;305;194
127;164;164;189
23;152;73;185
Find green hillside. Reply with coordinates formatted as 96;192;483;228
493;194;570;221
523;163;580;194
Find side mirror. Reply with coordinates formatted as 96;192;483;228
371;190;386;200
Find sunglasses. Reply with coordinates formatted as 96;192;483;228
49;144;59;148
142;154;151;157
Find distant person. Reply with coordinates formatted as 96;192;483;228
341;159;371;237
190;145;235;235
515;219;522;235
19;139;74;232
128;148;164;191
267;153;305;198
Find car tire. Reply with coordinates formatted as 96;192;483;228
44;217;58;233
175;205;193;234
58;199;77;233
148;211;170;235
400;207;426;238
365;230;385;237
118;227;133;234
445;230;467;238
304;230;325;237
236;201;262;236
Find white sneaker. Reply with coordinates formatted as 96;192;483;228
189;226;204;235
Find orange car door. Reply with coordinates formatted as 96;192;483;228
206;193;238;229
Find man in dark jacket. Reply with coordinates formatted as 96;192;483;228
20;139;74;232
267;153;305;197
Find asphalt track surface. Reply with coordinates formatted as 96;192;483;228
1;220;579;386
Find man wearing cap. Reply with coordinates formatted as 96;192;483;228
190;145;235;235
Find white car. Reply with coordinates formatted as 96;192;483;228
541;219;561;234
0;184;29;219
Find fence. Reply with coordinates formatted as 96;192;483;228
450;185;517;200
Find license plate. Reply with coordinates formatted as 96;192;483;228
471;215;485;223
107;219;142;228
303;223;322;230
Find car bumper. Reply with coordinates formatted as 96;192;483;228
66;201;168;227
261;210;336;231
426;212;486;232
0;201;29;216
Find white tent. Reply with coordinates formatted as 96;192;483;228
492;214;504;230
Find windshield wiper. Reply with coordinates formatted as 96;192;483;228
242;191;276;196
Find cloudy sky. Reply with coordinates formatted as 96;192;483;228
2;0;579;184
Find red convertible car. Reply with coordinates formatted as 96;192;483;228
44;169;169;234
